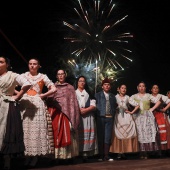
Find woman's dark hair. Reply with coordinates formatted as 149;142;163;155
75;75;95;99
117;84;127;89
167;91;170;95
137;81;146;87
28;58;41;65
56;69;67;76
0;56;12;70
150;84;159;90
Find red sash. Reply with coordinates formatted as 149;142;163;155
48;107;71;148
154;111;167;144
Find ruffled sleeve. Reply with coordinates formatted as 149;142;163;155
161;94;170;104
43;74;54;88
150;93;161;103
90;99;96;107
128;96;139;107
16;74;31;88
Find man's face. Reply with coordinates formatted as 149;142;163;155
102;83;111;93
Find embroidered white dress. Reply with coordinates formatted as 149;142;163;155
19;72;54;156
110;94;139;153
130;93;160;151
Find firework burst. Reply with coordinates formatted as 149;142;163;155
63;0;133;88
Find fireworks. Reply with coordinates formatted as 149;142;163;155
63;0;133;89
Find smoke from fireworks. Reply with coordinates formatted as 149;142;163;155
63;0;133;89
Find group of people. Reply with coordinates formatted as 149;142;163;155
1;56;170;170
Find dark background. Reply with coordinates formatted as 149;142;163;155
0;0;169;95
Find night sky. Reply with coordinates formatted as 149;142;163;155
0;0;169;95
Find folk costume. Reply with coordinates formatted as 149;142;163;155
47;82;80;159
110;94;139;154
76;89;98;157
0;71;31;155
19;72;54;156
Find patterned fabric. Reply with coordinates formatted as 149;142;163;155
110;94;139;153
46;109;55;154
48;107;71;148
46;82;80;159
19;72;54;156
76;89;98;155
106;98;111;115
135;110;157;143
54;130;79;159
152;93;170;150
47;82;80;130
114;95;138;139
130;93;160;151
154;112;167;144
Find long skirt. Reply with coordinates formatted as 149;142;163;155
1;102;25;155
79;114;98;156
134;111;159;152
110;112;139;153
48;107;79;159
154;111;170;150
20;95;53;156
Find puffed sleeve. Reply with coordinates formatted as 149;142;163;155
43;74;55;88
161;94;170;104
128;96;139;107
15;74;31;88
130;94;135;100
150;94;161;103
90;99;96;107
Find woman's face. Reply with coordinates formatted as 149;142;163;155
118;85;127;96
28;59;40;73
78;77;86;90
167;92;170;99
151;85;159;95
0;57;8;73
57;70;66;83
137;82;146;93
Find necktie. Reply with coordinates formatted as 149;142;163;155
106;96;111;114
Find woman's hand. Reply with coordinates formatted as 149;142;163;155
80;108;87;115
149;108;154;112
12;95;19;101
160;108;166;113
39;93;45;99
125;110;133;115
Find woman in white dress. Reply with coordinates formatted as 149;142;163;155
19;58;57;168
110;84;139;159
130;82;161;159
75;76;98;161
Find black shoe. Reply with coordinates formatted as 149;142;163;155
121;153;127;160
97;155;103;162
3;166;10;170
116;153;121;160
3;156;10;170
29;156;38;167
103;156;114;162
82;156;88;163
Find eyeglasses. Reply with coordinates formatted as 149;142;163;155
78;80;85;83
57;73;65;76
